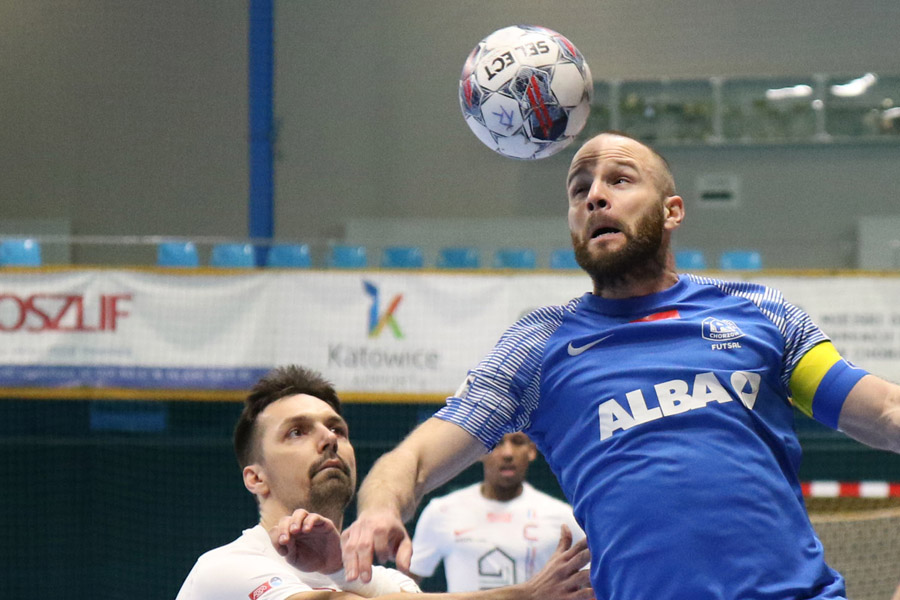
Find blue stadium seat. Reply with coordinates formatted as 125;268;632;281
437;247;480;269
157;241;199;267
550;248;579;270
210;243;255;268
330;245;368;269
494;248;537;270
675;249;707;270
266;244;311;268
719;249;763;270
0;239;42;266
381;246;424;269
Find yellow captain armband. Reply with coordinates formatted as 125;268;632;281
789;341;868;429
789;342;843;418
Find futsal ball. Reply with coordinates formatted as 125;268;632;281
458;25;593;160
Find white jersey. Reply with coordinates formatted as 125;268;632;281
176;525;418;600
409;483;584;592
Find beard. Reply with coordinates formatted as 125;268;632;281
573;204;667;291
306;456;356;515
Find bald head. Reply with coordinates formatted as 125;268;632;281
569;132;676;197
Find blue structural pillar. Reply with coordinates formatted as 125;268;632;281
248;0;274;265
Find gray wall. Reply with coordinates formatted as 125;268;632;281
663;143;900;269
1;1;248;263
3;1;900;267
274;1;900;268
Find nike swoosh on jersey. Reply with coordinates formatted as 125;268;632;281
567;334;613;356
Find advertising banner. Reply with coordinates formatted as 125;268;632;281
0;270;896;400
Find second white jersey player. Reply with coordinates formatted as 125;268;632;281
409;433;584;592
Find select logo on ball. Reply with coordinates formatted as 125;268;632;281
458;24;592;160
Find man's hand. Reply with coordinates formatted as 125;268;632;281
340;509;412;583
520;525;592;600
269;509;342;574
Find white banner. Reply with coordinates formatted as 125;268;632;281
0;270;896;398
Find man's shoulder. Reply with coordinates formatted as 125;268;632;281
489;299;584;359
177;527;291;600
683;273;784;303
509;298;584;332
535;297;584;317
521;483;573;511
190;526;267;569
427;483;482;508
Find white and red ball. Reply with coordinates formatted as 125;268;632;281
459;25;593;160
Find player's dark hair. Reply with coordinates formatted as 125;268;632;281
233;365;342;469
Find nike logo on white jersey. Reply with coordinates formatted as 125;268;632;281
567;334;613;356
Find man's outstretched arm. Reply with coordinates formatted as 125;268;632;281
837;374;900;454
341;417;487;582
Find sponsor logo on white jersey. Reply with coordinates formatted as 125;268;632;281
597;371;761;440
249;582;272;600
478;547;517;588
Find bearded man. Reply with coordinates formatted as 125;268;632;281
341;132;900;600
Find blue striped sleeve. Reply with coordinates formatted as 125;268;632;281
780;302;829;390
435;302;571;450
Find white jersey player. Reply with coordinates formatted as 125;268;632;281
410;433;584;592
176;366;592;600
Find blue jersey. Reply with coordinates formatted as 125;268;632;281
436;275;868;600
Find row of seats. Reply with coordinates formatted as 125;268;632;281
0;239;764;271
675;249;763;270
175;245;764;270
161;242;573;270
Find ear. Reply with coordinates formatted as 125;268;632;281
526;444;538;463
663;195;685;231
243;464;269;498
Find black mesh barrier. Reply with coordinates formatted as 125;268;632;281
3;399;900;599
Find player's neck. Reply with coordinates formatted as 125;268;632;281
593;267;679;299
481;481;524;502
590;247;679;299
